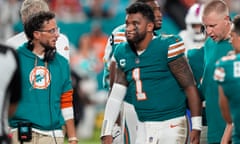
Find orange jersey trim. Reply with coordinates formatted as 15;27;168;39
114;39;125;43
168;41;184;50
168;48;185;58
114;33;125;37
61;90;73;109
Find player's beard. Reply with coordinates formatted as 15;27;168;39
40;42;56;53
127;30;147;51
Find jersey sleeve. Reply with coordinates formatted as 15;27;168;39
102;25;126;89
102;34;114;89
166;35;185;62
214;54;237;83
112;43;125;69
103;34;114;65
214;58;227;83
103;24;126;66
103;29;126;65
187;47;204;85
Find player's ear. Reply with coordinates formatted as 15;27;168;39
147;22;154;32
33;31;41;40
224;16;230;25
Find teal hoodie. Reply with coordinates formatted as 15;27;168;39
9;42;72;130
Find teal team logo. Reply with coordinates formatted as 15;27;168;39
29;66;50;89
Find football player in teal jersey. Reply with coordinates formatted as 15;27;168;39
214;15;240;144
201;0;234;143
102;0;162;144
103;0;162;89
101;2;202;144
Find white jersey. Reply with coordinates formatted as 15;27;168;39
6;32;70;61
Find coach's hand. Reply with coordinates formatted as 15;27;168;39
190;129;201;144
101;135;113;144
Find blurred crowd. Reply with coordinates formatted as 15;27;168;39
1;0;240;141
1;0;240;43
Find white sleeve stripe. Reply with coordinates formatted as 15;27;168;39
168;46;185;58
113;32;125;37
103;32;126;62
113;32;126;43
61;107;74;121
168;44;185;54
169;41;184;50
214;68;225;82
114;37;126;42
114;36;125;39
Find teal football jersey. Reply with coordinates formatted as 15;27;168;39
187;48;204;85
201;37;233;143
114;35;187;121
214;54;240;143
103;24;162;104
187;48;208;126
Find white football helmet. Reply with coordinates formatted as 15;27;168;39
185;3;205;46
185;3;204;25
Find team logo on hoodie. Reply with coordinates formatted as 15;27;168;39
29;66;50;89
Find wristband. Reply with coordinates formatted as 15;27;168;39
68;137;78;142
101;120;114;137
191;116;202;131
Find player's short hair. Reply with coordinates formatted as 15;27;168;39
20;0;49;23
232;15;240;36
203;0;229;17
126;2;155;23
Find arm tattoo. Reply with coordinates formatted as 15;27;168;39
168;56;196;88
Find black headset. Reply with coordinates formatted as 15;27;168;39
43;48;56;62
27;41;56;62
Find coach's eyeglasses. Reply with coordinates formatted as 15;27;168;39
38;27;60;35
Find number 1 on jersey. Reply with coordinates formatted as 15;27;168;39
132;68;147;100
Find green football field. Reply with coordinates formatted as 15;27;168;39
65;111;103;144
